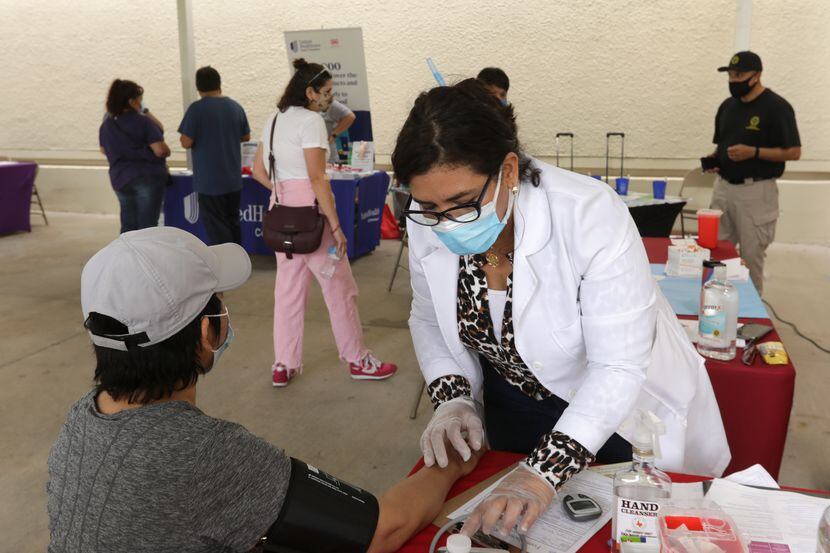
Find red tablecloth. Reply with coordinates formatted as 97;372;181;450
398;451;825;553
642;238;795;478
0;161;37;234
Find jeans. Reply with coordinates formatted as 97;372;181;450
198;191;241;245
114;174;166;234
481;356;633;463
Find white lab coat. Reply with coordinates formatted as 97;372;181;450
408;160;731;476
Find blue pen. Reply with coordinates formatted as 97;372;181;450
426;58;446;86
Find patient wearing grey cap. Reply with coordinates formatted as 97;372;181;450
47;226;480;553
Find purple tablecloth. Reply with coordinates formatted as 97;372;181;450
0;162;37;234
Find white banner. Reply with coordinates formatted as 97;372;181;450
284;27;373;141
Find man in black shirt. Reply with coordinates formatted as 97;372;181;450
703;51;801;294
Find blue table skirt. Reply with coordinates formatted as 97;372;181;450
164;172;390;259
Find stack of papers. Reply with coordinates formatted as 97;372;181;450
447;469;614;553
705;479;829;553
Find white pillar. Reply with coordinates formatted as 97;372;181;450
176;0;197;169
735;0;752;51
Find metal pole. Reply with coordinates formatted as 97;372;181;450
735;0;752;51
177;0;197;170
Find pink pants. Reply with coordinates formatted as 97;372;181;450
271;179;368;369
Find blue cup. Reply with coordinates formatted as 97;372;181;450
652;180;667;199
615;177;629;195
591;174;603;181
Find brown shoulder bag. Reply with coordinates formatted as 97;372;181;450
261;113;325;259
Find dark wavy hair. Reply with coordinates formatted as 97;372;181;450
87;294;223;404
477;67;510;91
105;79;143;116
277;58;332;112
391;78;539;187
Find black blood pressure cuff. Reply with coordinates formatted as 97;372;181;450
261;457;379;553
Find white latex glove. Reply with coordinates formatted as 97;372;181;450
461;462;555;537
420;396;485;468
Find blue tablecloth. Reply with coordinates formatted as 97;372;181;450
650;264;769;318
164;172;390;259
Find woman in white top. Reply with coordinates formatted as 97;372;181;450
391;79;730;537
252;58;396;387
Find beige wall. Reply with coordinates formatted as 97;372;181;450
1;0;829;171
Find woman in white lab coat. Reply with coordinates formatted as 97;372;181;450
391;80;730;537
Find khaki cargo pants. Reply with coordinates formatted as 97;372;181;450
710;177;779;295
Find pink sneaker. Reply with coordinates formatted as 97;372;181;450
272;364;300;387
349;353;397;381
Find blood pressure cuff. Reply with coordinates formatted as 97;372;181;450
262;457;379;553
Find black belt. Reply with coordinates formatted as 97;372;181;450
725;177;773;185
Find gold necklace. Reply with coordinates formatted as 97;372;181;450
486;246;513;268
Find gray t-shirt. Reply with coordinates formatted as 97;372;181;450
321;100;354;163
47;390;290;552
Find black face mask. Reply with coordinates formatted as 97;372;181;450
729;74;756;99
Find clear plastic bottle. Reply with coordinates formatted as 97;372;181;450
320;246;341;279
697;262;739;361
612;410;672;552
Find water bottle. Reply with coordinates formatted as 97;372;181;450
320;246;340;279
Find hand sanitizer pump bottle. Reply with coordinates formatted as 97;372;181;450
697;261;739;361
612;410;672;552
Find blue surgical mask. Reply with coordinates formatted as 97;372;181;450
212;324;234;366
205;307;233;371
431;167;516;255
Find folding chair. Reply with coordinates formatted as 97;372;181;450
387;185;411;292
678;169;716;235
31;165;48;225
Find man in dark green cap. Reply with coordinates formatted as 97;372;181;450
702;51;801;294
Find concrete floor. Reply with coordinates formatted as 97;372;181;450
0;213;828;551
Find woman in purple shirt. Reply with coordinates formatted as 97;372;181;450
99;79;171;233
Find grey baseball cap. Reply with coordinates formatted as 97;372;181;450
81;227;251;351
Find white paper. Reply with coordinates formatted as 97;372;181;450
589;462;631;479
349;140;375;172
706;478;830;553
724;464;780;489
671;482;706;500
678;319;745;347
722;257;751;282
671;237;699;247
448;469;614;553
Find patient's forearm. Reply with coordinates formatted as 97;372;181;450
367;463;465;553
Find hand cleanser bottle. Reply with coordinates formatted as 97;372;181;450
612;410;671;552
697;261;739;361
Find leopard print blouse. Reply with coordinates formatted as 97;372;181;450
426;253;594;489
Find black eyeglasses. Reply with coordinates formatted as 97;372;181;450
404;173;496;227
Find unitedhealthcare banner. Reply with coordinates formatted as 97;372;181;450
284;27;373;141
164;172;389;259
